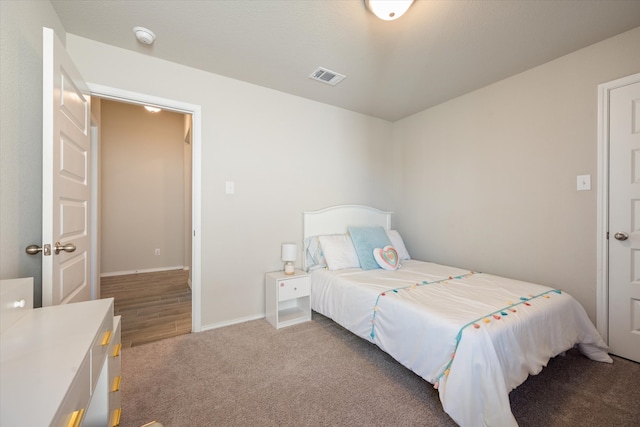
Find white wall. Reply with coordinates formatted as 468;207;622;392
65;35;394;328
100;100;185;274
0;1;67;306
394;26;640;321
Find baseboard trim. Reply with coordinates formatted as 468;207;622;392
100;266;185;277
199;314;265;332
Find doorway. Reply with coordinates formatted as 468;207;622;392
96;98;192;346
88;83;202;334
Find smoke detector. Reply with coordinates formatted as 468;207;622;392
309;67;346;86
133;26;156;45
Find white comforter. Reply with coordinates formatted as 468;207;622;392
310;260;612;427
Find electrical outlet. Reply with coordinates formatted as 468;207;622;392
154;248;161;256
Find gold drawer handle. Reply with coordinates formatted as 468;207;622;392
109;408;122;427
67;408;85;427
102;330;112;346
112;375;121;392
113;343;122;357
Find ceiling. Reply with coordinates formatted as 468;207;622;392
51;0;640;122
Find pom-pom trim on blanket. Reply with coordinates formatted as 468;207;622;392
367;272;562;388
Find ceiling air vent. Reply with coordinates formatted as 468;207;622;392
309;67;346;86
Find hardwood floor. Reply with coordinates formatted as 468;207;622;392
100;269;192;348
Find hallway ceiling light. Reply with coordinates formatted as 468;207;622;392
365;0;414;21
133;26;156;44
144;105;161;113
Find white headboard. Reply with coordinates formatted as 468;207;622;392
302;205;392;270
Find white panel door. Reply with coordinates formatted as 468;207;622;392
609;80;640;363
42;27;91;306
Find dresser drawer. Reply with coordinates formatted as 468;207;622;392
108;316;122;378
109;388;121;417
108;405;122;427
278;277;310;301
51;351;91;427
90;302;114;391
108;315;122;427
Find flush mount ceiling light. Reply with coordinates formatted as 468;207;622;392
144;105;161;113
133;26;156;44
365;0;415;21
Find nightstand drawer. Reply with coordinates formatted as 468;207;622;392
278;277;310;301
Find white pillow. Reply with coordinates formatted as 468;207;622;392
386;230;410;260
318;235;360;271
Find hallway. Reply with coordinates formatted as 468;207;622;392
101;269;191;347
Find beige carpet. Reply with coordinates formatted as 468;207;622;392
121;313;640;427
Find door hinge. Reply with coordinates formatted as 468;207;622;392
606;231;609;240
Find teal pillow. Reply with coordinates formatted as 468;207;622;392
348;226;392;270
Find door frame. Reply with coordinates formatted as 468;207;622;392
596;72;640;343
88;83;203;333
90;118;100;300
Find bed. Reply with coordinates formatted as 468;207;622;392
302;205;612;427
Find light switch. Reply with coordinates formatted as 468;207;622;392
577;175;591;191
225;180;235;194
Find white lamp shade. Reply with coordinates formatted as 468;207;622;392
281;243;297;262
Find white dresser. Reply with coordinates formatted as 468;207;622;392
0;278;122;427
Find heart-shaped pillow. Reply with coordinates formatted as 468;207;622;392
373;246;399;271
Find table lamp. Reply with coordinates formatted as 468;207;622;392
281;243;297;275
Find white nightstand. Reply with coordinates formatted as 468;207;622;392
265;270;311;329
